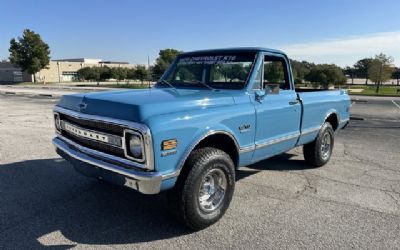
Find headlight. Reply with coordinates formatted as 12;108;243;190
128;135;143;158
54;113;61;131
124;130;145;162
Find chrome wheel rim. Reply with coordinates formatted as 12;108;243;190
198;168;227;213
321;132;332;160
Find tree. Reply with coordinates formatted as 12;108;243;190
9;29;50;82
368;53;394;93
392;67;400;86
134;65;149;83
264;62;284;82
290;60;312;85
126;68;136;81
354;58;372;85
305;64;346;89
110;67;127;83
343;66;356;84
153;48;182;80
77;67;92;81
77;67;101;81
99;66;111;81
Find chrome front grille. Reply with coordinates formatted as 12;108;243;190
53;106;155;171
60;120;122;147
59;118;126;158
59;113;124;135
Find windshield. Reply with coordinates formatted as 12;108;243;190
159;52;256;89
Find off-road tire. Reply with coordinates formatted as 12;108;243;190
167;147;235;231
303;122;335;167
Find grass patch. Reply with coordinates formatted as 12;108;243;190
346;85;400;96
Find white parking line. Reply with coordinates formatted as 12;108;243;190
392;100;400;110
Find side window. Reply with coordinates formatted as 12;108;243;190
264;56;290;90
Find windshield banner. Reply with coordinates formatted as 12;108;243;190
178;55;238;65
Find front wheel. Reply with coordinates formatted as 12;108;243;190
167;147;235;231
303;122;335;167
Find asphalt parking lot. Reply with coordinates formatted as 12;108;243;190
1;93;400;249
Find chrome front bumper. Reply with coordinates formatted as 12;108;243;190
53;136;167;194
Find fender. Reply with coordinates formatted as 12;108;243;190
323;109;340;130
175;128;240;175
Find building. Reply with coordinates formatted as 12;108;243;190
35;58;136;82
0;58;136;83
0;61;32;83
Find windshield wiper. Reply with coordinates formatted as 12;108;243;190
186;80;216;91
159;79;176;89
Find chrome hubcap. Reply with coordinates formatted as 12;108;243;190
198;168;227;212
321;132;332;160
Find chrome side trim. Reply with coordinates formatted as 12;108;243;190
301;126;321;136
240;128;321;154
53;137;163;194
255;133;300;149
239;145;256;154
53;106;154;171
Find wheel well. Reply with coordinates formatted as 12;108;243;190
194;133;239;168
325;113;339;131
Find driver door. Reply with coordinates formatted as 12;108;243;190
251;54;301;162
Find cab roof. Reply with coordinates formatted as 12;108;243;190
181;47;286;56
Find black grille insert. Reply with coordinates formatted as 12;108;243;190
60;113;124;136
59;114;126;158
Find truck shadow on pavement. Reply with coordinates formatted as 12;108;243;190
236;153;314;181
0;153;310;249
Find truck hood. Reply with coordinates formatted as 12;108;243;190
57;88;236;122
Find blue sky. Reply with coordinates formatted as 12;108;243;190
1;0;400;66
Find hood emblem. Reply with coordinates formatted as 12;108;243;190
78;102;88;111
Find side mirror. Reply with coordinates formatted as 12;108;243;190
255;84;281;102
255;89;266;102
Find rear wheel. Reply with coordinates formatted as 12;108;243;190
303;122;334;167
167;147;235;231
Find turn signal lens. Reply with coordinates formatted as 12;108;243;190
162;139;177;150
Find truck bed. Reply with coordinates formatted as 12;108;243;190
295;89;350;146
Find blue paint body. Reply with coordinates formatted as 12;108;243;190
56;48;351;192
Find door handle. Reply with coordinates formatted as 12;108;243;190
289;100;299;105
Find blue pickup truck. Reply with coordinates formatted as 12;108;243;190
53;48;350;230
